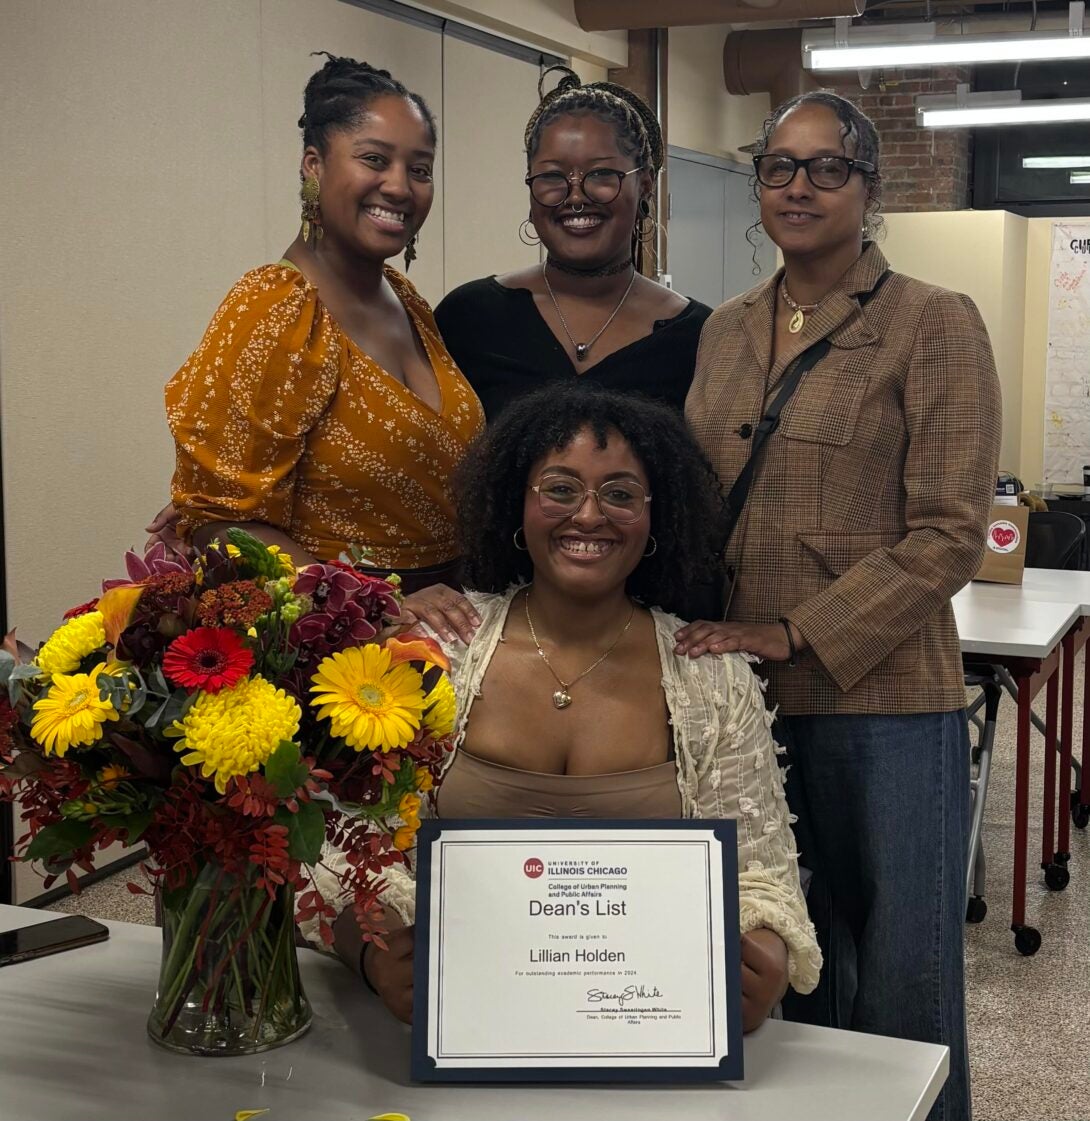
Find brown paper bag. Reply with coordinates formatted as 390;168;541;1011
974;504;1029;584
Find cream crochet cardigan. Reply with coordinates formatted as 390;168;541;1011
304;587;822;994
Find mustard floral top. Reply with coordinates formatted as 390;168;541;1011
166;263;484;568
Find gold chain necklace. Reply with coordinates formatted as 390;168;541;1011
781;282;822;334
523;589;636;709
542;261;637;362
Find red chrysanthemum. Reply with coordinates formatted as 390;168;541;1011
162;627;254;694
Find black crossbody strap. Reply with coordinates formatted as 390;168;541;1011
720;269;891;545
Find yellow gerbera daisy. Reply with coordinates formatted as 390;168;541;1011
35;612;107;677
310;645;425;753
31;662;119;756
169;676;301;794
421;676;456;738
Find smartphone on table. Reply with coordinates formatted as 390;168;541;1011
0;915;110;966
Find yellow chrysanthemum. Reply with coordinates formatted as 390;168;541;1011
393;823;418;851
31;662;119;756
169;676;301;794
35;612;107;677
421;676;456;738
414;766;434;793
310;645;424;753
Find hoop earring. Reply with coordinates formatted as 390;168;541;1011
519;215;540;246
513;527;529;551
642;535;657;558
300;174;322;243
404;234;418;271
636;196;657;243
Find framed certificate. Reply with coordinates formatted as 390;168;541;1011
411;819;743;1083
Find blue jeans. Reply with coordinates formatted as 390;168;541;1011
777;711;971;1121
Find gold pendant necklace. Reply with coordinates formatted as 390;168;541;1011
781;283;821;335
523;589;635;709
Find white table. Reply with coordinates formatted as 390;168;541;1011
0;905;948;1121
954;575;1085;952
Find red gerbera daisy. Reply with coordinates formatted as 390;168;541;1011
162;627;254;694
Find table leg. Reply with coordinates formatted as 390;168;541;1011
1080;646;1090;830
1055;631;1075;875
1012;672;1042;955
1040;669;1058;875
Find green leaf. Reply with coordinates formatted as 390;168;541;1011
264;740;309;798
0;650;15;687
117;810;154;842
24;819;94;861
275;801;325;865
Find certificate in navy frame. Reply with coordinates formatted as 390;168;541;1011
410;818;743;1083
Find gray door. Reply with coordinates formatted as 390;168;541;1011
667;148;775;309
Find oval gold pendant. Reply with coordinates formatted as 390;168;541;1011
552;689;573;709
788;309;805;334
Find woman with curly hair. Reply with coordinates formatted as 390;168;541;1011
316;383;821;1031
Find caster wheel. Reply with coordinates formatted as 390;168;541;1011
1045;863;1070;891
965;896;987;923
1013;925;1042;956
1072;795;1090;831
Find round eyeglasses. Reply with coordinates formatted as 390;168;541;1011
531;475;651;524
753;154;876;191
525;166;645;208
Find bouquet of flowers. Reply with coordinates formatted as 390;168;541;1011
0;530;454;1054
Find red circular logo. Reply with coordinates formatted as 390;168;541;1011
523;858;544;879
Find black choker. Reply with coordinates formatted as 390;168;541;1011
545;256;634;279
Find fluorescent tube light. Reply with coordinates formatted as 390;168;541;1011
1024;155;1090;168
807;33;1090;70
918;98;1090;128
1071;171;1090;183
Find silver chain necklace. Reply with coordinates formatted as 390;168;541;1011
541;261;637;362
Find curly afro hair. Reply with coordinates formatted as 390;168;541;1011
454;384;724;618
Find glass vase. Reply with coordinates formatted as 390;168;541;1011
146;861;312;1055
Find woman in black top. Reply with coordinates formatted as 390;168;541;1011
433;67;711;421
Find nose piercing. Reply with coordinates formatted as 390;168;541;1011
571;202;585;213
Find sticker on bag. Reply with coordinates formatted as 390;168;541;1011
988;519;1021;554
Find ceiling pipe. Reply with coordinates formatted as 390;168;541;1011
724;28;823;109
574;0;864;32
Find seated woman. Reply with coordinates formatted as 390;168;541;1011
310;384;820;1030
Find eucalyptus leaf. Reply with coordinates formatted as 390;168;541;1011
25;819;94;861
275;801;325;865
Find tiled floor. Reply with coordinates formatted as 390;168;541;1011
42;655;1090;1120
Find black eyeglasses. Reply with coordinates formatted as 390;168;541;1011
525;166;644;207
754;154;876;190
531;474;651;524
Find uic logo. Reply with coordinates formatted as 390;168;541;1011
523;857;544;879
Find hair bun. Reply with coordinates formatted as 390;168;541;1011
537;64;582;102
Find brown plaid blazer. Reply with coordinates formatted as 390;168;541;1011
685;245;1002;715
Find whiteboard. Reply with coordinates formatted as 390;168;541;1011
1043;222;1090;485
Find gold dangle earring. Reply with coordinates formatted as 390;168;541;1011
300;174;322;243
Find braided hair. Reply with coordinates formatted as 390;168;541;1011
299;52;437;152
525;66;663;270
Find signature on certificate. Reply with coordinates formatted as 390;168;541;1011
585;984;663;1005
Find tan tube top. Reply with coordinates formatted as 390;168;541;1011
435;750;682;820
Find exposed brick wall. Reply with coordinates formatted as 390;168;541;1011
825;67;973;212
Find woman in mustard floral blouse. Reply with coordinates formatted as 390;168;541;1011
166;55;483;590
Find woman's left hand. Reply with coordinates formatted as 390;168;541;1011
673;620;801;661
740;928;790;1033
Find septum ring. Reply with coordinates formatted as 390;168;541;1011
571;202;585;213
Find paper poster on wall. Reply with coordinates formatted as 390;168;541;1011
1043;222;1090;486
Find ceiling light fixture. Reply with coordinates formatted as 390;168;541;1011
1024;155;1090;168
804;5;1088;70
916;86;1090;128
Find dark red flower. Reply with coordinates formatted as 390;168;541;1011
162;627;253;693
63;598;100;619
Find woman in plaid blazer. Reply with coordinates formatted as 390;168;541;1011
679;92;1001;1121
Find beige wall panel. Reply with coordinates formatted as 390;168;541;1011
259;0;446;305
1;0;266;644
668;25;769;160
880;211;1025;476
440;35;542;293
